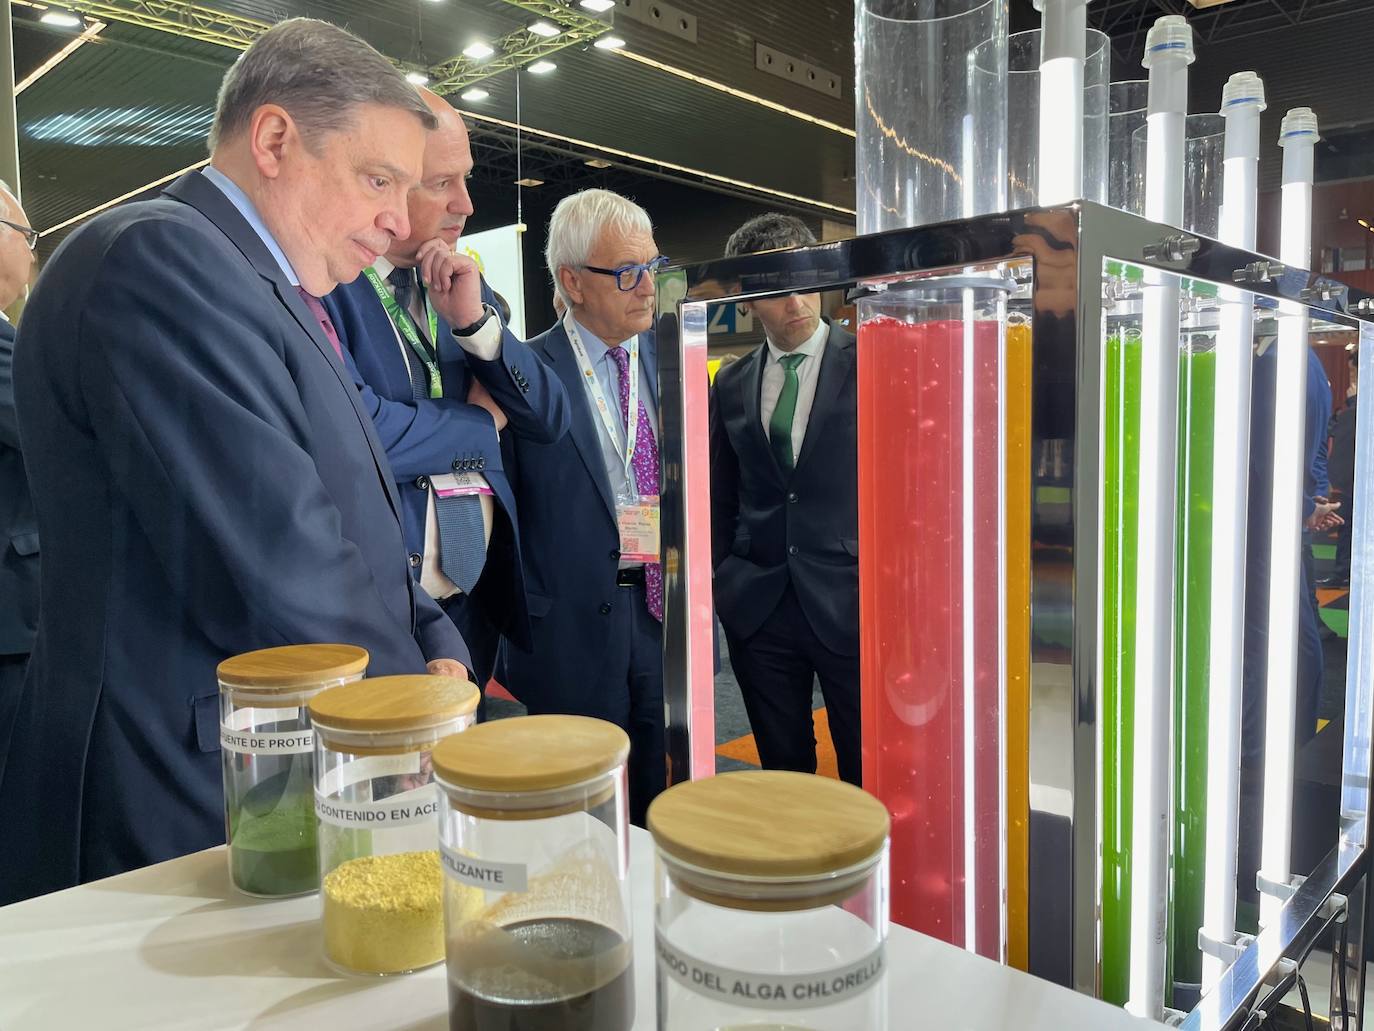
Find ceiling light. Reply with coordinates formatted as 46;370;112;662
515;177;544;187
405;70;429;86
40;8;83;28
585;158;613;168
462;41;495;60
1360;219;1370;228
580;0;616;11
593;35;626;50
460;87;489;102
528;60;556;75
528;20;560;38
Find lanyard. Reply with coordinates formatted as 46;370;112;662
564;313;640;479
362;266;442;399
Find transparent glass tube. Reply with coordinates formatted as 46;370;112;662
856;0;1007;233
857;279;1007;960
1131;114;1226;236
979;28;1109;208
1109;80;1148;215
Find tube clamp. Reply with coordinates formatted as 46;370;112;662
1197;928;1255;965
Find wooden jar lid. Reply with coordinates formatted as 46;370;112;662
308;675;479;732
648;771;890;879
217;644;369;690
433;715;629;793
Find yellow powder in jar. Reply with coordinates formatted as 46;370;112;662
323;850;445;974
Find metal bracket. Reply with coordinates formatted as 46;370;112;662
1233;259;1286;284
1143;233;1201;263
1320;891;1350;924
1301;284;1337;303
1161;1006;1189;1027
1353;297;1374;316
1198;928;1256;965
1256;871;1306;902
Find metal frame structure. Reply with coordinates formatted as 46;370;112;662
655;200;1374;1030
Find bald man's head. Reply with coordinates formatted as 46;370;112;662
386;88;476;266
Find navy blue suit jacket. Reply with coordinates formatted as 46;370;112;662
0;170;468;902
709;322;859;656
323;273;570;651
0;318;37;657
502;320;660;713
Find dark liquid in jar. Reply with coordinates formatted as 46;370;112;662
447;917;632;1031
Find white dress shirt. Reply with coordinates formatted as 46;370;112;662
759;318;828;460
370;256;499;600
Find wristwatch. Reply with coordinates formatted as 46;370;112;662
453;304;496;337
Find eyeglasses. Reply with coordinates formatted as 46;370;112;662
0;219;38;252
583;255;669;292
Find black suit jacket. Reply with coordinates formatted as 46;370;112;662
0;170;467;902
710;322;858;656
0;318;37;656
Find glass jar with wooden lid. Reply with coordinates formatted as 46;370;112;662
217;643;369;899
648;770;891;1030
432;714;634;1031
308;674;480;976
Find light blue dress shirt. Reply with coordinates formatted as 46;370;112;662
572;318;659;569
201;166;300;287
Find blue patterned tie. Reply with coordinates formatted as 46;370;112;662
436;489;486;594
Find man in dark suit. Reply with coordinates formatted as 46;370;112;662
0;180;37;785
503;189;667;825
325;90;569;696
0;19;471;903
710;213;861;785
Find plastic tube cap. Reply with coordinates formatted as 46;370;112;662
1222;71;1266;113
1142;15;1195;67
1032;0;1094;11
1279;107;1319;146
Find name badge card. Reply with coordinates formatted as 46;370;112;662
431;472;495;499
616;492;660;564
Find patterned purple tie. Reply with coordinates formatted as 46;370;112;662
608;345;663;622
297;287;343;360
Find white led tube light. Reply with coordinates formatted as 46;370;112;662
1033;0;1091;204
1200;71;1265;991
1127;15;1194;1022
1258;107;1320;929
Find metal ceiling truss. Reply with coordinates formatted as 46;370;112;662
426;0;609;95
13;0;608;84
1093;0;1372;64
14;0;263;49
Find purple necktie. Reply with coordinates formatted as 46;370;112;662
608;345;663;622
297;287;343;360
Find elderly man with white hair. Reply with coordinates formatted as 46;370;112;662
502;188;668;825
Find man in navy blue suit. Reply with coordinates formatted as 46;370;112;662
504;189;667;825
325;90;569;697
0;179;37;786
0;19;471;902
710;214;861;786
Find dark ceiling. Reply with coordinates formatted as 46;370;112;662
12;0;1374;259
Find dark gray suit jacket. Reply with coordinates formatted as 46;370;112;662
0;170;467;902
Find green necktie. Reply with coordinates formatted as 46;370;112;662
768;352;806;472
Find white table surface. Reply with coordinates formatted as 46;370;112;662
0;828;1163;1030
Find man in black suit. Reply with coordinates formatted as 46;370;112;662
0;179;37;784
0;19;471;903
710;213;861;785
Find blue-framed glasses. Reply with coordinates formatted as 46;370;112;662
583;255;669;291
